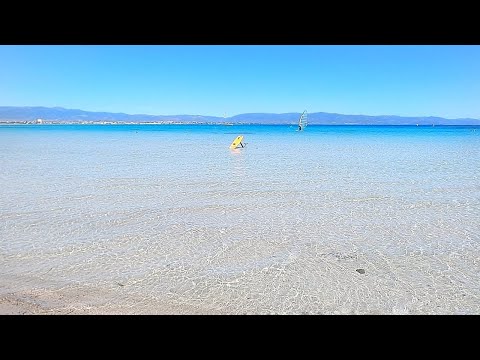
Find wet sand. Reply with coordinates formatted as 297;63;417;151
0;274;224;315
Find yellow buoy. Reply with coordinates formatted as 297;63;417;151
229;135;244;149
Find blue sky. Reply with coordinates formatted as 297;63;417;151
1;45;479;119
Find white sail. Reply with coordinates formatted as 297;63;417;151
298;110;307;130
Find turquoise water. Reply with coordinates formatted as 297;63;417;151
1;124;479;314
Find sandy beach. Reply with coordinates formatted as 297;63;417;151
0;273;226;315
3;45;480;315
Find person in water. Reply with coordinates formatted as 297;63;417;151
298;125;302;131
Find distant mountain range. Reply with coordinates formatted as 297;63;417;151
1;106;480;125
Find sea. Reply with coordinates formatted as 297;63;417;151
1;124;479;314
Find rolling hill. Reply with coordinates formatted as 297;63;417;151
1;106;479;125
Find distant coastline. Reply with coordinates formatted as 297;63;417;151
2;121;480;127
1;106;480;126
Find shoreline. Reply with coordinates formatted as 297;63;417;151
0;275;225;315
0;294;223;315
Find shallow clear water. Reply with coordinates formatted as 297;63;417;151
1;124;479;314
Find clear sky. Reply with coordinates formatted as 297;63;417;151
1;45;479;119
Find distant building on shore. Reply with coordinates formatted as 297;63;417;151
35;118;43;124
